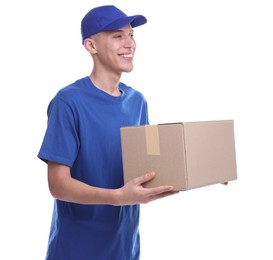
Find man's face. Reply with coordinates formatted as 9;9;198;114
92;24;136;74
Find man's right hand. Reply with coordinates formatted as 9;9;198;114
114;171;178;206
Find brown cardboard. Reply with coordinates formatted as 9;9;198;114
120;120;237;191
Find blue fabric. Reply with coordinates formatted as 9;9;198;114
38;76;149;260
81;5;147;43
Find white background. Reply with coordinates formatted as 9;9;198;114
1;0;272;259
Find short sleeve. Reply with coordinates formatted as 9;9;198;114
37;97;80;167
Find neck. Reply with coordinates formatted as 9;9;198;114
89;71;122;96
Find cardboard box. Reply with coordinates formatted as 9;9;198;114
120;120;237;191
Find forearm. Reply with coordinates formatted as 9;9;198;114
47;161;176;206
48;161;121;205
51;178;120;205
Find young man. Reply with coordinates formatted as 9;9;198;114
38;5;176;260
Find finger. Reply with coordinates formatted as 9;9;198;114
132;171;156;185
145;185;175;196
147;190;179;203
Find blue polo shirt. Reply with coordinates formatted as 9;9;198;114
38;76;149;260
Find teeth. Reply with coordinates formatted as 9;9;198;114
122;54;133;58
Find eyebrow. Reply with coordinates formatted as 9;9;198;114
110;28;134;34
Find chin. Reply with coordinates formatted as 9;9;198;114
122;66;134;73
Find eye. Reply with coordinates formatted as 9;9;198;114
114;34;123;39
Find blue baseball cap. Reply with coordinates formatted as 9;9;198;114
81;5;147;44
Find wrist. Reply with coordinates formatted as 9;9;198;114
111;188;123;206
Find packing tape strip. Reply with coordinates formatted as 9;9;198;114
145;125;160;155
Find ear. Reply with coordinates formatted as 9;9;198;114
84;38;97;54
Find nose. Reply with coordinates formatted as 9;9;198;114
124;36;136;49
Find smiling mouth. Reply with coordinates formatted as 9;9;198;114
120;54;133;58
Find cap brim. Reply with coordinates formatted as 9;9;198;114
102;15;147;32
